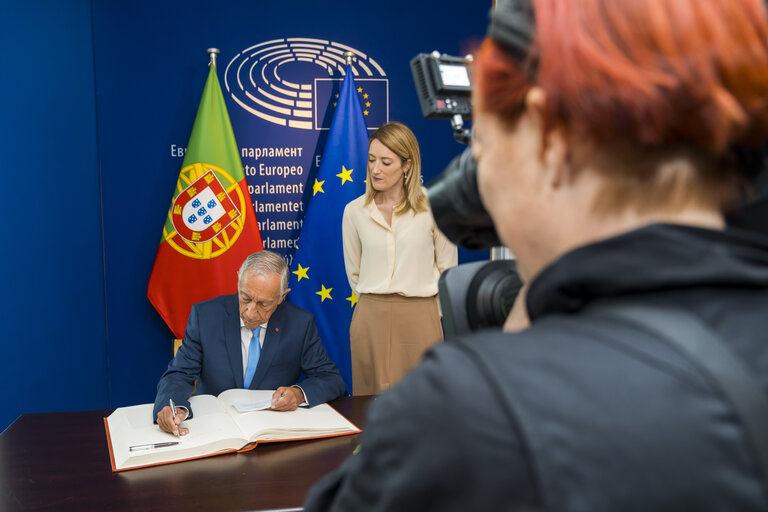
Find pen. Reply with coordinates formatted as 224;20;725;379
129;442;179;451
169;398;180;437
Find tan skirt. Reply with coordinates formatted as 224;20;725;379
350;293;443;395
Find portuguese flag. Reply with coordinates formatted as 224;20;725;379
148;60;263;339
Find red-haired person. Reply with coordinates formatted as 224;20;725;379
305;0;768;510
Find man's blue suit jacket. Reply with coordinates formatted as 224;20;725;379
153;294;345;419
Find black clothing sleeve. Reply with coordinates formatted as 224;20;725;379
304;340;539;512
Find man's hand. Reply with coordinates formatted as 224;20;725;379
270;386;303;411
156;405;189;436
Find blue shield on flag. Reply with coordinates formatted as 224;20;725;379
171;168;241;243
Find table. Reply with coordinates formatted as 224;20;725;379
0;395;373;511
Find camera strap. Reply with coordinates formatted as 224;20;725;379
594;302;768;489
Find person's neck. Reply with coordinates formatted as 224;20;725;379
577;207;723;248
520;160;727;281
375;186;405;207
524;207;725;281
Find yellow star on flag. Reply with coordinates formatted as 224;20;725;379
336;165;354;185
293;264;309;282
364;93;369;99
313;179;325;196
316;285;332;302
365;101;371;107
346;291;358;308
357;87;362;93
363;110;369;116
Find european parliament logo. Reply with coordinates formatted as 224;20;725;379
314;78;387;130
224;38;389;131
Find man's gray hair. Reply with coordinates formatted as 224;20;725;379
238;250;289;296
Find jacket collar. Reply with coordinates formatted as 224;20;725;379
224;294;287;389
527;224;768;319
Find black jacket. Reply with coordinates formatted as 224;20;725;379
305;224;768;511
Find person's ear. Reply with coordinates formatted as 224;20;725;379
544;128;569;189
280;288;291;302
525;87;569;189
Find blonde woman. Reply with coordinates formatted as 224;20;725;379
342;122;457;395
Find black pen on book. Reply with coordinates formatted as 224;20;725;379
129;441;179;452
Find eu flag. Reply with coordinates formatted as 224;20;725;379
289;66;367;393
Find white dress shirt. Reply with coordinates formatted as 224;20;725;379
239;318;267;376
238;317;307;403
342;194;458;296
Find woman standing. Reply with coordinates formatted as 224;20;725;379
342;121;457;395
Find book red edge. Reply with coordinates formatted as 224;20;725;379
103;404;362;473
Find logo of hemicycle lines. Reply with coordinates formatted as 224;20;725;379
225;38;388;130
164;163;246;259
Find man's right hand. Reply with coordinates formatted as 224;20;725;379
156;405;189;436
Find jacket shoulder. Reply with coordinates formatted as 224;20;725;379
275;300;315;323
191;293;237;318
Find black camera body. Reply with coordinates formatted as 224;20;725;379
412;51;519;336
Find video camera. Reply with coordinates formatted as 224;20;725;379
411;52;473;145
413;50;768;338
412;51;522;337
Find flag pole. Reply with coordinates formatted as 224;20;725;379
168;45;219;356
288;50;368;392
149;43;264;342
207;47;220;69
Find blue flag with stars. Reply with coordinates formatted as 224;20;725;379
289;66;367;393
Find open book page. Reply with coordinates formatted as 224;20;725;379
217;388;361;442
220;388;275;413
106;395;246;470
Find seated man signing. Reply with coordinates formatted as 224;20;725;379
153;250;346;436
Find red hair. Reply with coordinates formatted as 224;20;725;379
475;0;768;153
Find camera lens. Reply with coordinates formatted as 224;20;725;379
466;260;523;330
428;147;501;250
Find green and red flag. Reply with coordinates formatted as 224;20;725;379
148;60;263;339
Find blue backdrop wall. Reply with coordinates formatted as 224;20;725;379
1;0;488;432
1;0;107;432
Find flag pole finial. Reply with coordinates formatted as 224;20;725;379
343;51;355;66
207;48;220;69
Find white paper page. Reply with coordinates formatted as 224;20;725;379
232;399;272;412
217;389;358;442
218;388;275;413
108;395;246;469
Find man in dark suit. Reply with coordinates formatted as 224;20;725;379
154;250;345;436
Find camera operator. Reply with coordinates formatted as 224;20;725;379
305;0;768;510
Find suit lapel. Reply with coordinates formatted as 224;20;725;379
249;302;284;389
224;294;245;389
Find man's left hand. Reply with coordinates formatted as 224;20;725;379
270;386;303;411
